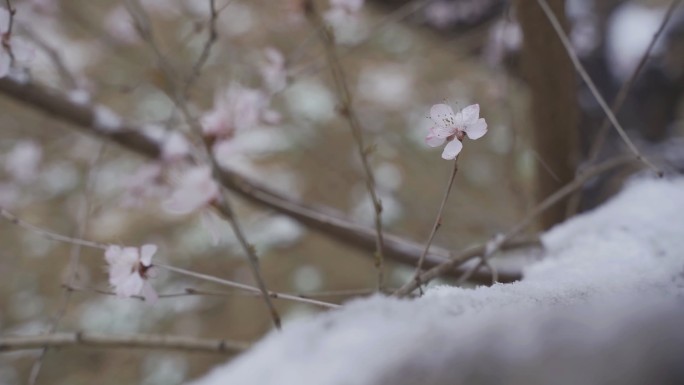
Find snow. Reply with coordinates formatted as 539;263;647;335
189;176;684;385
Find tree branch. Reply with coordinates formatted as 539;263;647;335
0;332;248;354
0;76;524;284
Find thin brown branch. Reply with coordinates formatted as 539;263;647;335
394;156;632;296
567;0;683;215
535;0;661;175
28;146;103;385
184;0;219;95
0;207;108;250
304;0;387;291
157;263;338;309
0;76;521;284
401;159;459;294
0;332;248;354
124;0;283;329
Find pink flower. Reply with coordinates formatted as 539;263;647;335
105;244;158;302
161;131;190;162
201;84;268;139
425;103;488;160
163;166;219;214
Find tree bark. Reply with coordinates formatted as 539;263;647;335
515;0;579;229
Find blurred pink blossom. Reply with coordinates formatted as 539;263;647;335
105;244;158;302
161;131;191;162
121;163;167;208
325;0;364;25
4;140;42;182
425;103;488;160
104;5;139;45
201;84;268;139
163;166;219;214
260;47;287;94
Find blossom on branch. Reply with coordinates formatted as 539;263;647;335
201;84;268;140
104;244;158;302
425;103;488;160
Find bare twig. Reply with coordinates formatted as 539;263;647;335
125;1;283;329
567;0;682;215
394;156;632;296
0;207;108;250
157;263;339;309
401;159;459;294
66;284;376;302
184;0;219;95
28;146;103;385
0;207;336;310
2;0;16;64
0;332;248;354
304;0;387;291
535;0;661;175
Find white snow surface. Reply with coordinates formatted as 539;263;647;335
189;176;684;385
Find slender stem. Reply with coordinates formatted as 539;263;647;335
398;159;459;294
394;156;632;296
0;332;248;354
0;207;108;250
304;0;386;291
184;0;219;95
28;146;103;385
157;263;339;309
535;0;661;175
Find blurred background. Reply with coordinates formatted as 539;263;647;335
1;0;683;384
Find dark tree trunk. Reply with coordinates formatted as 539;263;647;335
515;0;579;229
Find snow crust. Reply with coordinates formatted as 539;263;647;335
189;176;684;385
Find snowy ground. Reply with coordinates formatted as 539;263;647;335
189;176;684;385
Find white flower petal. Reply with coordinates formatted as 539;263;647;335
140;244;157;266
465;118;488;140
114;274;145;298
430;104;455;122
460;104;480;124
104;245;123;264
426;131;446;147
141;282;158;303
441;140;463;160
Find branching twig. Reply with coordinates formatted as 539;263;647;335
566;0;682;215
28;146;103;385
184;0;219;95
124;1;284;329
535;0;661;175
0;208;334;310
0;76;522;284
157;263;339;309
394;156;632;296
304;0;387;291
0;332;248;354
401;159;459;294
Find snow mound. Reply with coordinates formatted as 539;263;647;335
189;176;684;385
